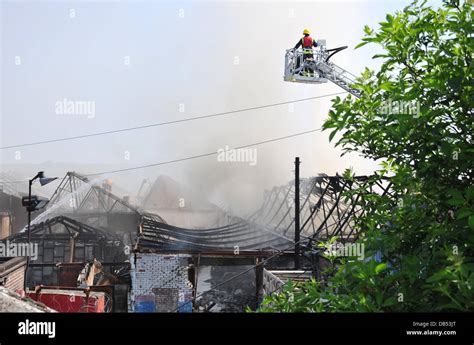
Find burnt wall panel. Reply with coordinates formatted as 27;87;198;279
195;265;256;312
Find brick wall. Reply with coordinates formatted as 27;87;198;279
130;253;193;312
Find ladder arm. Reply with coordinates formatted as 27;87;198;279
314;60;362;98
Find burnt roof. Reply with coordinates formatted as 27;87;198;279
136;214;292;253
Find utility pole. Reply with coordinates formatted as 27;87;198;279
27;179;32;245
294;157;300;269
25;178;33;291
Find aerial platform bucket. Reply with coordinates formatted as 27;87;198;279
284;39;328;84
283;40;362;98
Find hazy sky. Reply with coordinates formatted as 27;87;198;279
0;0;442;214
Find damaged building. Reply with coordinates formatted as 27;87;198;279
0;171;388;312
129;215;293;312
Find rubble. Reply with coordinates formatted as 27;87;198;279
0;286;55;312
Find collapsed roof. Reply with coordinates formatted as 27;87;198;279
136;214;293;253
23;172;166;234
9;215;118;242
249;174;392;246
6;172;391;256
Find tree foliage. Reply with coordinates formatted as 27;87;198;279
258;0;473;312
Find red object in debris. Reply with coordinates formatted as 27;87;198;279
27;288;106;313
15;289;25;298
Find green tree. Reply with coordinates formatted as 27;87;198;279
258;0;473;312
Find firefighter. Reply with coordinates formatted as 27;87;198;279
294;29;318;76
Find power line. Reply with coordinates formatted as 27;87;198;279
0;127;322;185
0;92;345;150
87;128;322;176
